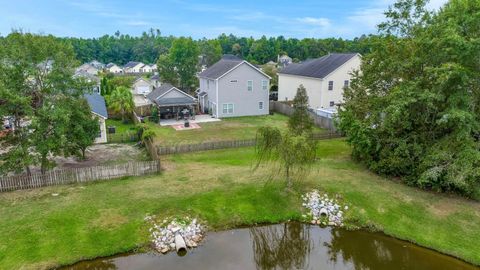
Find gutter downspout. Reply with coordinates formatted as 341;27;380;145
215;79;219;118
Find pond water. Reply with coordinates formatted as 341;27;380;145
64;223;478;270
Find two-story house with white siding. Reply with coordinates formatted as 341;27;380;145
278;53;361;109
197;55;271;118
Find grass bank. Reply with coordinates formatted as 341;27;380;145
0;139;479;269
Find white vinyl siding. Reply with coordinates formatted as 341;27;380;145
223;103;234;114
262;80;268;91
247;80;253;91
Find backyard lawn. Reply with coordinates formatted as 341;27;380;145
0;139;479;269
108;114;328;146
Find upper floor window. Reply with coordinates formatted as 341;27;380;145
247;80;253;91
207;80;210;89
330;101;335;107
328;81;334;91
344;80;349;88
262;80;268;91
259;102;264;110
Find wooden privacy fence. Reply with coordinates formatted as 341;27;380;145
156;133;342;156
107;131;140;143
157;139;257;155
0;160;161;192
269;101;338;132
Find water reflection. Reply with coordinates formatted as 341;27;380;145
250;222;311;270
63;223;479;270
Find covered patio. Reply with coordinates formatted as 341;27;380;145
147;83;202;125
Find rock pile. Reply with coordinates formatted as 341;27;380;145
145;215;205;254
301;190;348;227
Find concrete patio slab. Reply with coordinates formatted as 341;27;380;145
159;114;221;126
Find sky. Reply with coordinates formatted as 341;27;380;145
0;0;448;39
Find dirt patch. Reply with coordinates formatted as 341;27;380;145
428;200;458;217
90;209;128;229
51;144;148;170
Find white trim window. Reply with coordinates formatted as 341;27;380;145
247;80;253;91
344;80;349;88
223;103;234;114
330;101;335;107
259;101;264;110
328;81;334;91
262;80;268;91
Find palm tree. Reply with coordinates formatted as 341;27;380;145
107;86;134;123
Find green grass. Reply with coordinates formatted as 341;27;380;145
0;139;479;269
149;113;327;145
105;119;138;134
108;114;327;146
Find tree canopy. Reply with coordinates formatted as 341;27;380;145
338;0;480;197
0;32;94;174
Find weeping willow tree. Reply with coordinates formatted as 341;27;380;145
255;84;317;187
255;127;317;188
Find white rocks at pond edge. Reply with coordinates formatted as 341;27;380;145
145;215;205;254
302;190;347;227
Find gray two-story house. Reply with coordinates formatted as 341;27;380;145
198;55;271;118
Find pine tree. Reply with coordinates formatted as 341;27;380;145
288;84;313;135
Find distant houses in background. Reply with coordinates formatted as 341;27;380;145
76;60;158;76
197;55;271;118
278;53;361;111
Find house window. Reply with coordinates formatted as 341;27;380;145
207;80;210;89
259;102;264;110
262;80;268;91
223;103;234;114
330;101;335;107
344;80;349;88
247;80;253;91
328;81;334;91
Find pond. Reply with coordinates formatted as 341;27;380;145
64;223;478;270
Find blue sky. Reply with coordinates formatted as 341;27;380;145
0;0;447;39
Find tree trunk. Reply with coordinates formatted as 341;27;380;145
286;165;292;189
40;156;47;175
81;148;86;160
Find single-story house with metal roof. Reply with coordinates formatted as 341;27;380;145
146;83;197;122
278;53;361;109
84;93;108;143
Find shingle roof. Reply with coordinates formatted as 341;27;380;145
278;53;358;79
147;83;175;101
84;94;108;119
146;83;196;106
106;63;116;68
124;61;141;68
155;97;197;106
198;55;243;80
150;74;160;80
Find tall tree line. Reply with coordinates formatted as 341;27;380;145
58;29;374;66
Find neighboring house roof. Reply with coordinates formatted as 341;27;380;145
124;61;141;68
278;53;359;79
106;63;117;68
150;74;160;80
198;54;270;80
84;94;108;119
147;83;196;107
74;70;100;83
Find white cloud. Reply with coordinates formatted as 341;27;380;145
124;21;151;27
296;17;331;28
